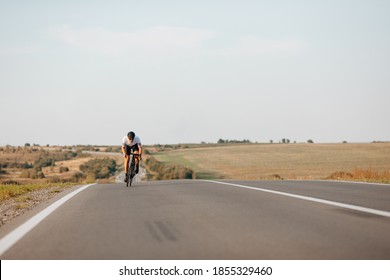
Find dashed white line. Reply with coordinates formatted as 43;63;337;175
0;183;95;256
204;180;390;218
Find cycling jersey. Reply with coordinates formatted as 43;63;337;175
122;135;141;152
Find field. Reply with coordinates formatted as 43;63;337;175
151;142;390;183
1;142;389;225
0;146;123;224
2;143;390;185
0;146;124;183
0;146;123;200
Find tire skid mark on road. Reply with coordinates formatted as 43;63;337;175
145;220;179;242
204;180;390;218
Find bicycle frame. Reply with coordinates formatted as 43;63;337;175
126;152;139;187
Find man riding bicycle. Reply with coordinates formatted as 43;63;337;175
121;131;142;182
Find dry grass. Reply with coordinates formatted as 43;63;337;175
0;146;122;184
0;182;75;202
327;168;390;183
0;146;87;183
0;146;123;225
152;143;390;183
41;157;92;180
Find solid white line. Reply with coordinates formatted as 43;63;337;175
303;179;390;187
204;180;390;218
0;183;95;256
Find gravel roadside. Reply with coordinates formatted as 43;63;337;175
0;185;77;227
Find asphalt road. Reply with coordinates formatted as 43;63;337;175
1;179;390;259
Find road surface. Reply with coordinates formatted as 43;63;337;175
0;179;389;259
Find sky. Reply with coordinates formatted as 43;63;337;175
1;0;389;146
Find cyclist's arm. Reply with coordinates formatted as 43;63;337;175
121;145;127;156
138;144;143;159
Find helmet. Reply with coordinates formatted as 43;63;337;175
127;131;135;139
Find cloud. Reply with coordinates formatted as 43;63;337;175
48;25;215;55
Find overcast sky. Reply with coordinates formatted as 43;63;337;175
1;0;389;146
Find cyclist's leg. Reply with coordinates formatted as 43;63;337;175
134;150;140;173
129;159;135;179
124;145;131;182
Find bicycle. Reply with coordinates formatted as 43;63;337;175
125;153;139;187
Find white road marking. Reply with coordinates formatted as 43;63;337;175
205;180;390;218
0;183;95;256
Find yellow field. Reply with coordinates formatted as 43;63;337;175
41;157;92;180
152;143;390;182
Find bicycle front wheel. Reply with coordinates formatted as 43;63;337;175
129;163;135;187
126;172;130;187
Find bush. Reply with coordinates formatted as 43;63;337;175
79;158;117;179
20;168;45;179
59;166;69;173
21;162;34;169
106;146;121;153
144;157;194;180
32;151;80;170
72;172;87;182
34;157;55;169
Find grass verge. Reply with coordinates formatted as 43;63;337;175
0;182;76;202
327;168;390;184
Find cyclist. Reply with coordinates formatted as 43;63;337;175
121;131;142;182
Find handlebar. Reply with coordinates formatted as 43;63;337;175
123;153;141;158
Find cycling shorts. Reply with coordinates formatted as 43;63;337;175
125;144;139;155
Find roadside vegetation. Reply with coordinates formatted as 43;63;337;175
0;145;122;203
1;141;390;204
144;156;194;180
80;158;117;180
0;182;75;202
327;169;390;183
